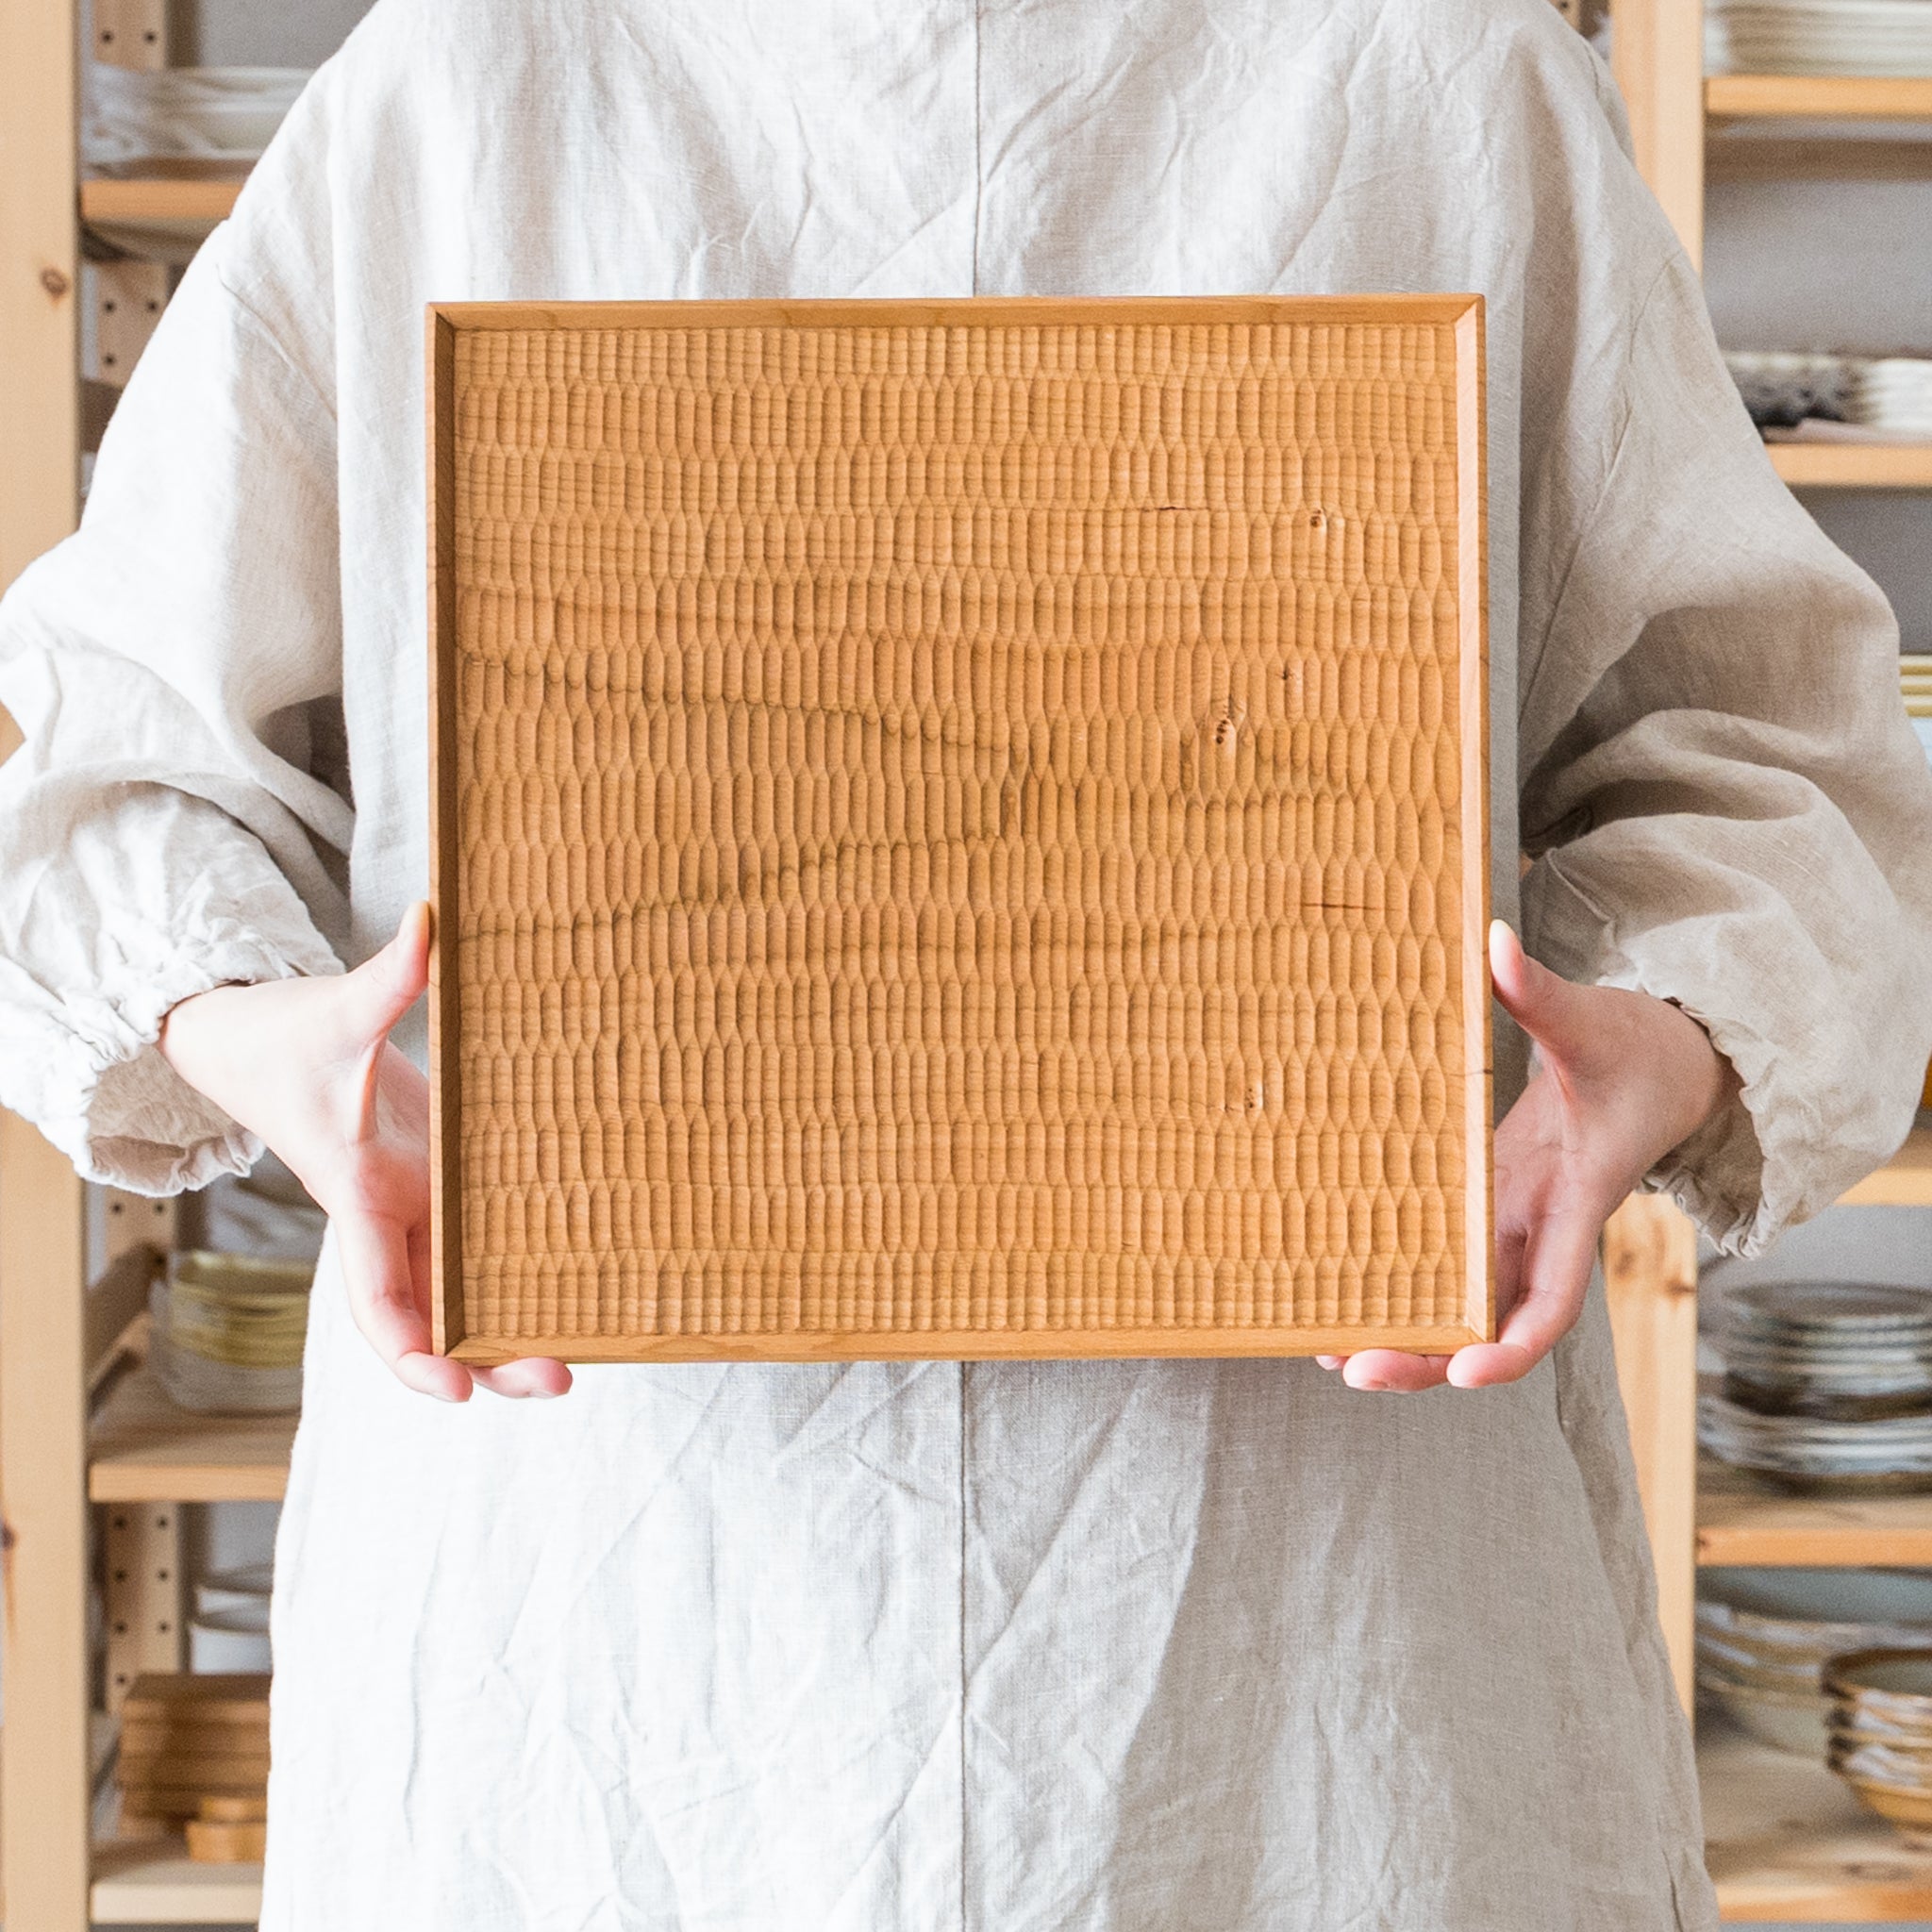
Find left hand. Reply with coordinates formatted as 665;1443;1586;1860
1317;920;1737;1394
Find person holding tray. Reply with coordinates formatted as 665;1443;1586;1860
3;0;1928;1925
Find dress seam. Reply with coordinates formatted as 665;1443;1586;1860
958;1358;969;1932
970;0;983;294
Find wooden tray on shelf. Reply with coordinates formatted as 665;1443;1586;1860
427;294;1491;1364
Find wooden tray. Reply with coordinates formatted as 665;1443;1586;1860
428;296;1491;1363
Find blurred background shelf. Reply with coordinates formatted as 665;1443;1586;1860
1702;1715;1932;1921
1767;444;1932;490
1708;75;1932;121
80;175;242;257
1699;1457;1932;1569
90;1362;293;1503
90;1837;262;1924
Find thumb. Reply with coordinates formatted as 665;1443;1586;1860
339;901;432;1049
1489;919;1593;1067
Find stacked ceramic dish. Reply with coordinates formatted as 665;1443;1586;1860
190;1559;274;1674
150;1250;313;1415
1698;1568;1932;1753
1847;358;1932;438
83;65;310;175
1904;657;1932;768
1725;350;1932;439
1700;1283;1932;1491
1725;350;1854;431
1707;0;1932;76
1825;1649;1932;1841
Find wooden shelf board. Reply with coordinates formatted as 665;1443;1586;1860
91;1837;262;1924
79;177;242;223
1840;1127;1932;1203
1703;1713;1932;1921
90;1364;293;1503
1708;75;1932;122
1698;1457;1932;1568
1768;444;1932;491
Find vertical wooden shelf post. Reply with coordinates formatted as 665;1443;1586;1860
0;1121;92;1931
1;0;88;1926
1611;0;1707;265
1604;1192;1701;1713
88;0;172;392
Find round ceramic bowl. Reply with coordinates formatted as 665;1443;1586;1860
1700;1670;1830;1757
1824;1650;1932;1751
1841;1776;1932;1846
1695;1635;1818;1696
1825;1649;1932;1705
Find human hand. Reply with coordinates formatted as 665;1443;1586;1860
1318;920;1735;1394
158;903;572;1403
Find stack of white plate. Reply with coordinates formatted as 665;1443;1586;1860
1708;0;1932;77
83;65;310;174
190;1559;274;1674
1701;1283;1932;1491
1699;1567;1932;1754
1848;358;1932;437
1725;349;1932;440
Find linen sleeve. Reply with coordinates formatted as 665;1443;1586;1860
1515;117;1932;1253
0;228;349;1195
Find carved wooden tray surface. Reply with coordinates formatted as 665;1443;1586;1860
427;295;1491;1362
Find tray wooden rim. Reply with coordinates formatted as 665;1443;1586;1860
426;293;1493;1363
448;1323;1490;1367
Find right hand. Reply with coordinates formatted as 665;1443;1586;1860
158;902;572;1403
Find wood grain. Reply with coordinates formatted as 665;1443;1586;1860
1612;0;1707;264
1707;74;1932;121
432;295;1492;1363
0;1119;91;1928
1703;1713;1932;1921
1604;1192;1699;1712
1698;1456;1932;1568
1768;444;1932;493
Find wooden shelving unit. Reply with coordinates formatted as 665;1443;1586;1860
1705;74;1932;184
1768;444;1932;491
80;176;242;258
0;8;294;1927
1700;1458;1932;1569
90;1840;263;1925
79;176;243;224
1607;8;1932;1919
1707;74;1932;120
90;1365;295;1505
1703;1716;1932;1922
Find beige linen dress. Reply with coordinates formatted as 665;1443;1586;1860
4;0;1931;1924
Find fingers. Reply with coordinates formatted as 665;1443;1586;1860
341;901;432;1052
470;1357;575;1399
1488;920;1592;1069
1339;1349;1453;1393
335;1210;573;1403
336;1206;473;1403
1446;1188;1603;1389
